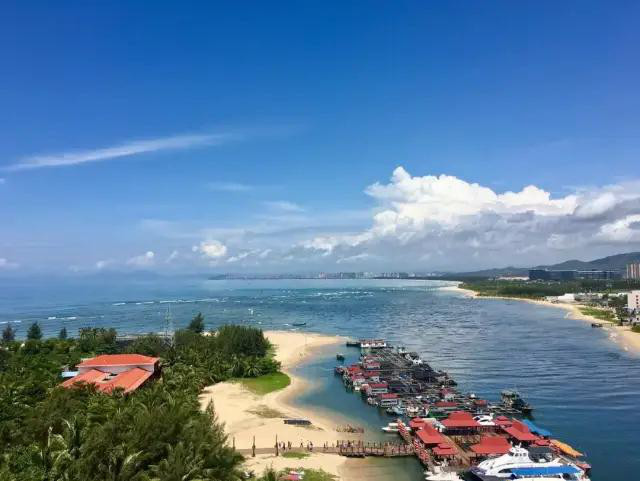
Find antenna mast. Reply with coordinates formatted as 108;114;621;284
164;306;175;346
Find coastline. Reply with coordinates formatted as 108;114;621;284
441;283;640;356
199;330;357;478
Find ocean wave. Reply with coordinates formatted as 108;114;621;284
112;302;126;306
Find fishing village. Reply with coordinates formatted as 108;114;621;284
326;339;592;481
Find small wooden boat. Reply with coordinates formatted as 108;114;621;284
336;353;345;361
591;322;604;328
292;322;307;327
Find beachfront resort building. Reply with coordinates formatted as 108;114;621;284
628;291;640;311
61;354;159;394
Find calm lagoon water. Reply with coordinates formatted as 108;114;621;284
2;276;639;480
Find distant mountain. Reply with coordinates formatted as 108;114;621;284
451;251;640;278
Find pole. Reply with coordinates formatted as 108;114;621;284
275;434;279;456
252;436;256;457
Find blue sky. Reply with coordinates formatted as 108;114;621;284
2;1;640;274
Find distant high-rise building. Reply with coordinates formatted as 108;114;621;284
627;263;640;279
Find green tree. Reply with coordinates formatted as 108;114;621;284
2;322;16;342
59;327;68;340
188;313;205;334
27;322;43;340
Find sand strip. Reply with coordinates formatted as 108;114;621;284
199;330;358;478
440;283;640;356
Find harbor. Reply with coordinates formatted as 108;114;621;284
332;339;592;480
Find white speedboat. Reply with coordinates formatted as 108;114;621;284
473;414;496;426
425;466;463;481
468;446;589;480
381;422;399;433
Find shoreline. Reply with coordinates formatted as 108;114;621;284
440;283;640;356
199;330;357;478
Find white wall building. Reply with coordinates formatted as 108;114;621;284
628;290;640;311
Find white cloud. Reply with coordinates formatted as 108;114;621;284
95;259;114;270
7;131;237;171
292;166;640;270
207;181;253;192
0;258;18;269
126;251;155;267
192;240;227;259
264;200;305;213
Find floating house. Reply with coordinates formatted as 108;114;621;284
61;354;159;394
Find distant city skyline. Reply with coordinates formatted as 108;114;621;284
2;2;640;274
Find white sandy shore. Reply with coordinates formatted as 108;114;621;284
199;331;359;478
441;283;640;356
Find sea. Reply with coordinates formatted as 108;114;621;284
1;276;638;480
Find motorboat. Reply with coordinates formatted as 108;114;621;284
473;414;496;426
382;422;411;433
425;465;463;481
468;446;589;480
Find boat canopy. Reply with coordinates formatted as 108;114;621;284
510;465;580;476
551;439;584;457
522;419;552;437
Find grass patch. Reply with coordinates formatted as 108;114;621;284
239;372;291;395
281;451;310;459
246;405;285;418
632;325;640;334
579;307;616;323
281;468;336;481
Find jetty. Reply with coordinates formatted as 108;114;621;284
336;340;592;478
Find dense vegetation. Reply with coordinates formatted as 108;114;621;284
460;279;640;299
0;316;280;481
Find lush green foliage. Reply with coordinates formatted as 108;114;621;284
27;322;43;340
2;323;16;342
188;312;205;334
216;325;271;358
461;279;640;299
0;322;279;480
578;307;616;323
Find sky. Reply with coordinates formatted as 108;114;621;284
1;1;640;275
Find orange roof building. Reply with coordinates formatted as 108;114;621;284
62;354;158;394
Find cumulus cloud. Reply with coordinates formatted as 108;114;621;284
126;251;155;267
192;240;227;259
292;166;640;270
0;258;18;269
7;131;237;171
95;259;114;270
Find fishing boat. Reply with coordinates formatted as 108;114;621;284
336;353;345;361
386;404;405;416
381;422;400;433
501;389;533;414
292;322;307;327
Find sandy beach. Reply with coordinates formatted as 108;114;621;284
199;330;358;478
441;283;640;356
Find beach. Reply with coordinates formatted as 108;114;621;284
199;330;358;478
442;283;640;356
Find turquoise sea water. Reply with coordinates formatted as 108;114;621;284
1;277;639;480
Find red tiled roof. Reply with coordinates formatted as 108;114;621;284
379;393;398;399
62;367;154;394
471;436;512;455
77;354;158;368
434;401;458;408
415;425;445;446
100;368;154;393
441;411;481;429
368;382;388;388
502;419;539;442
433;443;457;456
61;369;109;388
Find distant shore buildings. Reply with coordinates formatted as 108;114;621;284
627;263;640;280
528;269;621;281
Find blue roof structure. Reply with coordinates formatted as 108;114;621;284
511;465;580;476
522;419;552;437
